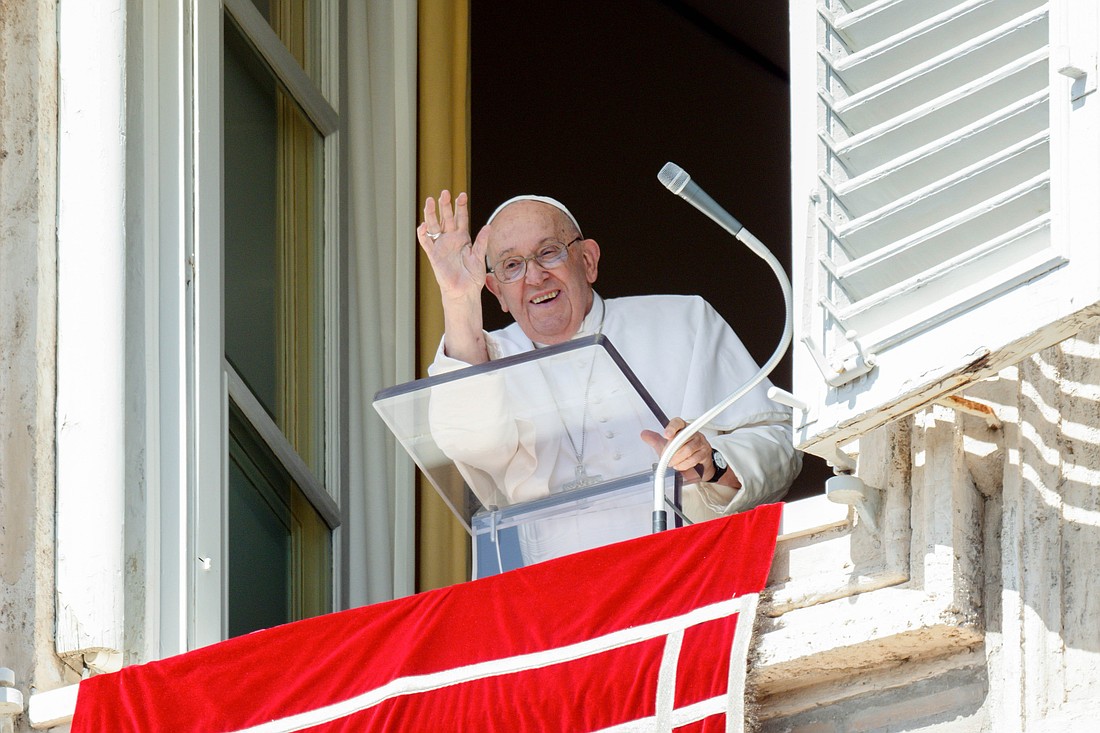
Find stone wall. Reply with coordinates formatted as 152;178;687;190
0;1;78;730
753;323;1100;731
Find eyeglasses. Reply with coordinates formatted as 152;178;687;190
486;237;583;284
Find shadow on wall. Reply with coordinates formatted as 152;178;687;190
911;321;1100;657
1001;323;1100;657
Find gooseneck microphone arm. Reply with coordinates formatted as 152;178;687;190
652;162;794;533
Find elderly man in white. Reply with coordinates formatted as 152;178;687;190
419;190;800;564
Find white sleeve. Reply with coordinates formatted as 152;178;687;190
425;335;553;507
700;422;802;515
677;298;802;513
427;332;506;377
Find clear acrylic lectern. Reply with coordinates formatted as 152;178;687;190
373;335;682;578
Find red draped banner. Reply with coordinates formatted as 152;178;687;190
71;503;781;732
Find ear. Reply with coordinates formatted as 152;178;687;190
485;274;509;313
581;238;600;284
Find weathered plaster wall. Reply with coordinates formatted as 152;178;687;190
754;323;1100;731
0;0;78;730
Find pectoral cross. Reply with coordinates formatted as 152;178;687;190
561;464;603;492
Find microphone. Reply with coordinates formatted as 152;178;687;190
657;162;744;237
650;162;794;534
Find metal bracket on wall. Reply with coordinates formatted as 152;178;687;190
801;328;876;388
0;667;24;733
1054;45;1098;102
821;443;881;534
767;386;811;431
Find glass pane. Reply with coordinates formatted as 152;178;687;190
223;16;326;480
373;336;683;577
248;0;271;21
228;404;332;638
248;0;322;86
372;336;678;533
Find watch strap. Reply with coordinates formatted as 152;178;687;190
709;449;728;483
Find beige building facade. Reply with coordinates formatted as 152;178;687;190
755;324;1100;730
1;0;71;725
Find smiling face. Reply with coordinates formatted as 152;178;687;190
484;200;600;345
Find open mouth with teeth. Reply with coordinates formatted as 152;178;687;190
530;290;561;305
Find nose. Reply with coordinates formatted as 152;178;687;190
524;257;550;284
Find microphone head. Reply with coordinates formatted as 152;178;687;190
657;162;691;195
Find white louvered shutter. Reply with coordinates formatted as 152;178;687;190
790;0;1100;461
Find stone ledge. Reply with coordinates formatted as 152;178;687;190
765;568;909;617
751;587;984;717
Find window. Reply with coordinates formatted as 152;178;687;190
790;0;1100;461
56;0;412;684
191;0;343;644
223;0;341;637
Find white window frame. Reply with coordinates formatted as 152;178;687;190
149;0;346;651
55;0;128;668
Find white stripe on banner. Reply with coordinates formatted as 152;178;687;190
229;593;759;733
654;629;684;731
725;592;757;733
592;696;730;733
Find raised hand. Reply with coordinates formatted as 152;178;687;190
417;190;492;365
417;190;490;303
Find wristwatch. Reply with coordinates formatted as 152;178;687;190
709;449;728;483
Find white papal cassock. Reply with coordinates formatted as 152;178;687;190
428;292;801;564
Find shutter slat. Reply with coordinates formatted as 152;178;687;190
832;174;1050;299
831;0;965;49
828;130;1048;251
836;235;1059;353
828;9;1048;130
825;0;1041;91
827;92;1047;215
831;216;1053;335
826;50;1047;168
811;0;1051;358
